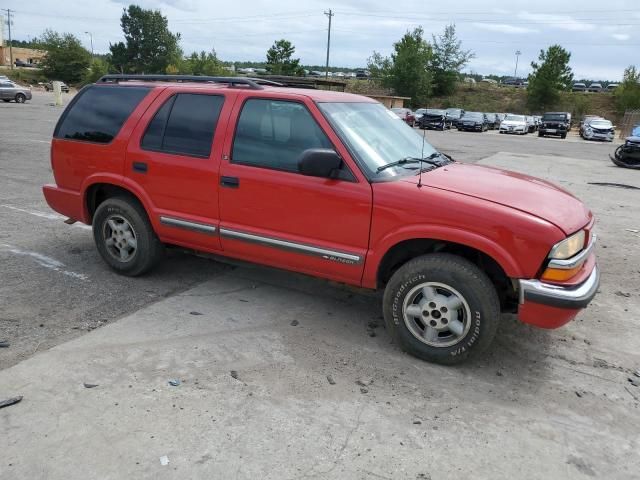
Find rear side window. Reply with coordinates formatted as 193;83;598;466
54;86;150;143
141;93;224;158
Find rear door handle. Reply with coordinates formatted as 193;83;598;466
132;162;148;173
220;176;239;188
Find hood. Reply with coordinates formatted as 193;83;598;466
501;120;525;126
402;163;592;235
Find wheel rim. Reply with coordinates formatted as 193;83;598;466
102;215;138;263
402;282;472;348
16;95;25;103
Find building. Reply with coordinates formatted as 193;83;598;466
0;21;46;66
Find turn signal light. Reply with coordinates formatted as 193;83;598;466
541;266;582;282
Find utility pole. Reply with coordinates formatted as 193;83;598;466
2;9;14;70
514;50;521;79
324;9;333;78
85;31;94;57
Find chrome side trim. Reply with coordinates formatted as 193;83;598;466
160;216;217;235
548;234;596;270
219;228;362;265
518;265;600;309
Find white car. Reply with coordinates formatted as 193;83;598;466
499;114;528;135
582;118;615;142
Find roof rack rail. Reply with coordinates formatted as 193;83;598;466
97;74;264;90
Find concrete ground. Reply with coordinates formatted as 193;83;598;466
1;92;639;479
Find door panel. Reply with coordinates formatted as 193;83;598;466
218;96;372;285
126;89;233;250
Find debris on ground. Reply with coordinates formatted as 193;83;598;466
628;377;640;387
634;370;640;378
159;455;170;466
326;375;336;385
0;340;9;348
0;396;23;409
356;378;373;387
625;229;639;234
290;319;299;326
189;311;203;316
588;182;640;190
575;391;583;398
413;419;422;424
496;370;503;377
168;379;181;387
83;383;99;389
614;291;631;298
360;387;369;394
230;370;239;380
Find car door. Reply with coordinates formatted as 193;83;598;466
126;88;233;251
0;82;13;99
218;95;373;285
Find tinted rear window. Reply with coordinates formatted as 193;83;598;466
54;86;150;143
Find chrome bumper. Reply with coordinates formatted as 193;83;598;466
518;265;600;309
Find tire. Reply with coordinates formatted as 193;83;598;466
561;133;567;139
538;132;543;137
15;93;26;103
382;253;500;365
92;196;164;276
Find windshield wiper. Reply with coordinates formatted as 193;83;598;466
376;157;421;173
376;152;452;174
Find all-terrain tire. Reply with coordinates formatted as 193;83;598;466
93;196;164;276
382;253;500;365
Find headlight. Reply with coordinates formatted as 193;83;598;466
549;230;585;260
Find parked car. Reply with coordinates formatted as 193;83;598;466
445;108;465;128
606;84;619;92
579;115;602;137
581;117;615;142
588;83;603;93
538;112;570;139
355;69;370;79
419;109;452;130
0;80;32;103
44;81;70;93
457;112;488;132
525;116;537;133
485;113;499;130
499;114;528;135
632;124;640;137
414;108;427;124
502;78;524;87
14;60;38;68
572;82;587;92
43;74;599;365
391;107;416;127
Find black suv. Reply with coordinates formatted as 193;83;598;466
538;112;570;139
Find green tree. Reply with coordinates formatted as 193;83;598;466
266;39;301;75
180;50;227;76
613;65;640;114
36;30;91;84
82;58;110;85
368;27;433;107
108;5;181;73
430;24;474;96
526;45;573;110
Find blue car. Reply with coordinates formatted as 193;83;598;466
632;124;640;137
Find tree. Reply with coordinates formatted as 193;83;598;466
180;50;227;76
613;65;640;114
36;30;91;84
266;40;301;76
368;27;433;107
109;5;181;74
82;58;110;85
430;25;474;96
526;45;573;110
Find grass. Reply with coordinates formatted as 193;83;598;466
0;66;47;86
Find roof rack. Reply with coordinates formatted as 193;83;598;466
97;74;264;90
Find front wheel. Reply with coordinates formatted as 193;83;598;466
15;93;26;103
383;253;500;365
93;196;164;276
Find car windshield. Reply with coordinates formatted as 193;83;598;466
426;109;445;115
462;112;483;119
318;102;440;179
590;120;613;128
415;108;427;114
543;114;566;121
505;115;525;122
446;108;461;115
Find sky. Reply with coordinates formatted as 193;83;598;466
1;0;638;80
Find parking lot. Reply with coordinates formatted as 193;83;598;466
1;91;639;479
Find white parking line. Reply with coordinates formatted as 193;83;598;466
0;204;92;230
0;243;89;281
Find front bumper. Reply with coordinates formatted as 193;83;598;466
517;265;599;328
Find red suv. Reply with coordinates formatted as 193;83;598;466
43;75;599;365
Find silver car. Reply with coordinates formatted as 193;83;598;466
0;80;33;103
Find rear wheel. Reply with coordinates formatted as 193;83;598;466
15;93;26;103
538;131;543;137
93;197;164;276
383;253;500;365
561;133;567;139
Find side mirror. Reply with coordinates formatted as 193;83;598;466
298;149;342;178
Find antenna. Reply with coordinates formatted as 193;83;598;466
418;109;427;188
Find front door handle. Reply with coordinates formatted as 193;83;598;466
220;176;239;188
132;162;148;173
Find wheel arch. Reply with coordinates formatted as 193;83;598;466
83;178;154;226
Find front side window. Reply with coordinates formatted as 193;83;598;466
318;102;439;179
232;99;333;172
54;85;150;144
141;93;224;158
